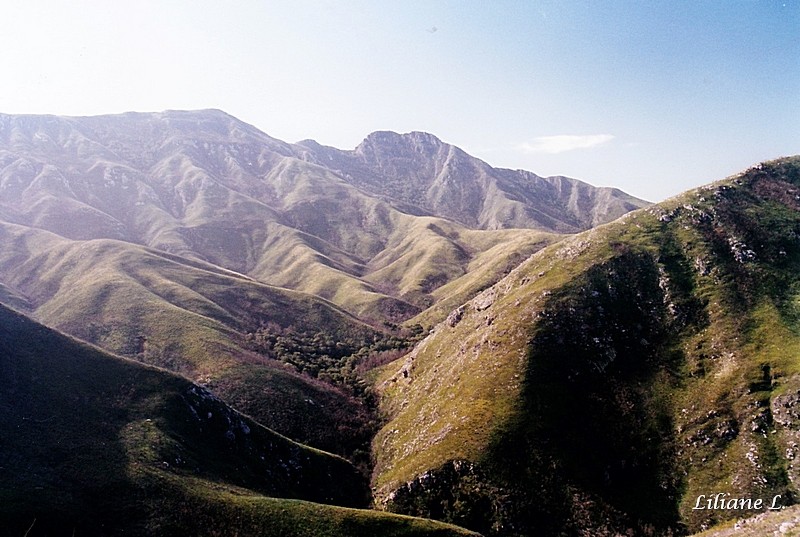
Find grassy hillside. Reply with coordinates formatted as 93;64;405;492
0;303;478;537
373;157;800;536
0;221;384;462
406;227;559;328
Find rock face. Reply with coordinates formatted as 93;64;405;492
373;157;800;536
296;130;649;232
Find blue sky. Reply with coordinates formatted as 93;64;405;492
1;1;797;201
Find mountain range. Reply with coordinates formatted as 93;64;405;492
0;110;645;465
0;109;644;322
2;109;797;536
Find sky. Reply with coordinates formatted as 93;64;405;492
0;1;797;202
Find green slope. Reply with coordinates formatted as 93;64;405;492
373;157;800;536
0;303;478;537
406;227;560;327
0;221;382;461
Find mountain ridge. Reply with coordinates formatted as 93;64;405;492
295;128;648;232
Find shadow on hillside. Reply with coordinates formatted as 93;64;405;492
0;304;370;536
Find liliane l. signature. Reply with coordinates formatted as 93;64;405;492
692;493;784;511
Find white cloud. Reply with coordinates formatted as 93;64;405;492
519;134;615;154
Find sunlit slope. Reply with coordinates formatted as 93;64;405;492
373;157;800;536
0;221;379;457
405;227;559;327
0;303;478;537
0;222;376;373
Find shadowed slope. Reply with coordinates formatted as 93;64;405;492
0;303;479;537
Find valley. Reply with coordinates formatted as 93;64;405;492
1;110;796;536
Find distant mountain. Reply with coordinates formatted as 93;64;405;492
0;303;477;536
0;110;645;324
296;130;647;232
373;157;800;536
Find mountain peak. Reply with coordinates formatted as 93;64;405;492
362;130;443;143
357;130;444;154
307;128;648;232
